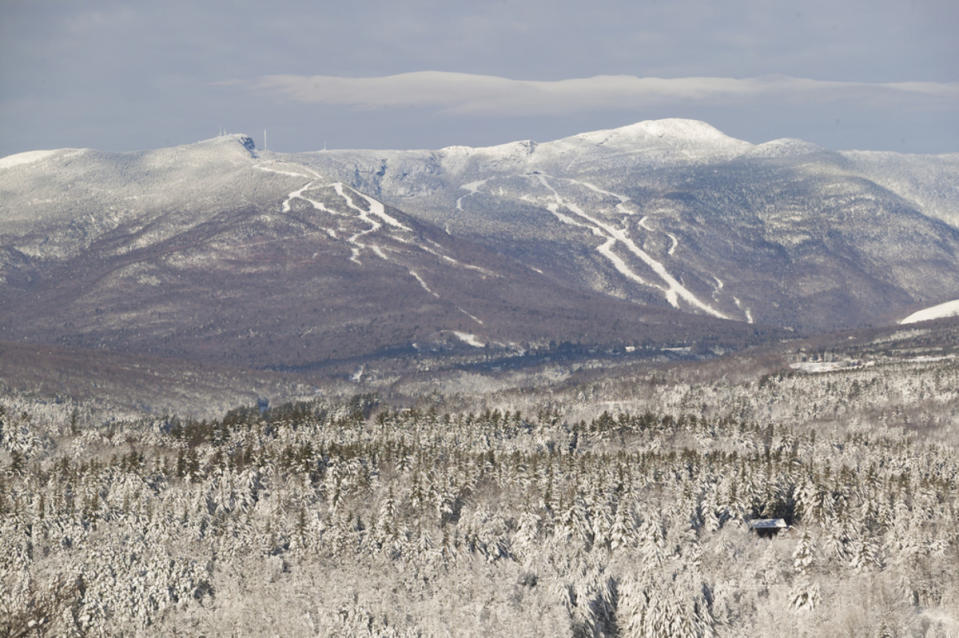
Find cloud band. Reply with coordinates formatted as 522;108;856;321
229;71;959;116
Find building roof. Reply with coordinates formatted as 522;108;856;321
748;518;788;529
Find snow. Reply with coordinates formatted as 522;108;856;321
255;162;418;267
536;174;731;319
421;239;497;276
333;182;383;265
354;190;411;231
733;296;754;324
406;269;483;325
281;181;319;213
569;118;753;160
408;270;439;298
535;180;659;291
0;149;69;170
451;331;485;347
746;138;826;158
254;162;319;180
456;179;488;211
790;360;860;373
457;308;484;326
665;231;678;255
899;299;959;324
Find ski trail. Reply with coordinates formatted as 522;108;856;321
257;162;402;264
331;182;417;265
536;175;731;319
456;179;488;211
256;163;347;227
536;182;660;291
536;187;660;290
254;162;321;180
351;189;412;231
407;269;483;326
280;181;318;213
733;296;754;324
666;232;678;255
261;165;484;287
574;176;683;263
409;270;439;298
333;182;385;265
711;275;724;301
423;238;497;276
457;307;484;326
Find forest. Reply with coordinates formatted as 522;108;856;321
2;350;958;636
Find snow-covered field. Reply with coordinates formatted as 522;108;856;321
900;299;959;324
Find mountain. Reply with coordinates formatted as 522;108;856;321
1;120;957;381
0;132;762;378
293;119;959;330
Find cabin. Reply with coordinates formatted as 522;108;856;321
747;518;788;538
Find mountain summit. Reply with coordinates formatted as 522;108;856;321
572;118;750;148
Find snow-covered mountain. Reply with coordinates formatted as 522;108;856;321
294;118;959;330
1;119;957;372
0;130;758;373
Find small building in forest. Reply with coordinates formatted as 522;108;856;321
747;518;788;538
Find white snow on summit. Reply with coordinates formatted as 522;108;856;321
0;149;82;170
572;118;752;152
746;138;827;158
900;299;959;324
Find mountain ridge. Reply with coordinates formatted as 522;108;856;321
2;118;957;378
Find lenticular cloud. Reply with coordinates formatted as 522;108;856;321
236;71;959;115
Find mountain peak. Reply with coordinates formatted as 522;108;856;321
619;118;731;140
571;118;752;152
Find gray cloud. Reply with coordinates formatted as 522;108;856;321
236;72;959;117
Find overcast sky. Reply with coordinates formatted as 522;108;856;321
1;0;957;156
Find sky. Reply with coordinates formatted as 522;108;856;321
1;0;957;156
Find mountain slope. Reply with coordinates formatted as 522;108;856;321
2;120;957;378
0;134;762;374
293;119;959;330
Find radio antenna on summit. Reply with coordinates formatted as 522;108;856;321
263;128;268;151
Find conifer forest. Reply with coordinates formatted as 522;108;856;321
3;345;958;637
